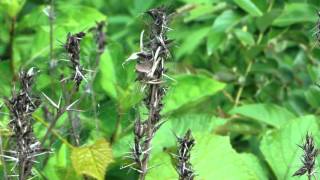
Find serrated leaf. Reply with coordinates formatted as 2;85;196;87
233;0;263;17
260;115;319;180
230;103;296;128
163;74;226;114
71;139;114;180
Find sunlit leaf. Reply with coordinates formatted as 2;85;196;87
260;115;319;180
233;0;263;17
163;74;226;114
71;139;114;180
230;103;296;128
272;3;317;26
147;134;267;179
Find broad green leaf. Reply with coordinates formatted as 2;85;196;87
176;27;210;58
256;9;282;32
178;0;219;4
234;29;255;46
0;0;25;17
233;0;263;17
272;3;317;27
211;10;241;33
163;74;225;114
56;4;107;31
184;3;227;22
100;50;118;99
207;10;241;54
152;114;226;153
305;86;320;108
71;139;114;180
260;115;319;180
147;134;267;179
113;114;226;158
230;103;296;128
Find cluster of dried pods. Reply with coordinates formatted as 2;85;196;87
293;133;318;180
175;130;196;180
4;68;47;179
1;20;106;180
124;7;172;179
124;7;196;180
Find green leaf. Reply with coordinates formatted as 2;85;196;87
260;115;319;180
184;3;227;22
305;86;320;109
176;27;210;58
207;10;241;54
71;139;114;180
163;74;226;114
233;0;263;17
178;0;219;4
0;0;25;17
229;103;296;128
272;3;317;27
100;50;118;99
147;134;267;179
234;29;255;46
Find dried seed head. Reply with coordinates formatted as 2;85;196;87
90;21;107;53
65;32;86;88
4;68;46;179
125;7;172;177
293;133;318;178
176;129;196;180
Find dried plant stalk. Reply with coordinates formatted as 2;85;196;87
4;68;46;179
125;7;172;180
293;133;318;180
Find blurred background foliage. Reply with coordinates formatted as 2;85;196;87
1;0;320;179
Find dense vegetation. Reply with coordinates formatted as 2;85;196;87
1;0;320;179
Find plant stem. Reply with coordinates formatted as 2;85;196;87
110;106;123;144
139;84;158;180
0;135;8;180
234;60;252;107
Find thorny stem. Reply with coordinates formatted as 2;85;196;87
126;7;172;180
0;135;8;180
139;84;159;180
5;68;46;179
41;80;78;145
175;130;195;180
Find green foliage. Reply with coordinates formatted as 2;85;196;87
260;115;319;180
1;0;320;179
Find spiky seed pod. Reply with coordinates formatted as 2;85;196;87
4;68;46;179
176;130;195;180
90;21;107;54
126;7;172;179
293;133;318;179
65;32;86;88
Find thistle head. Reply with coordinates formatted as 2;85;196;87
293;133;318;177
